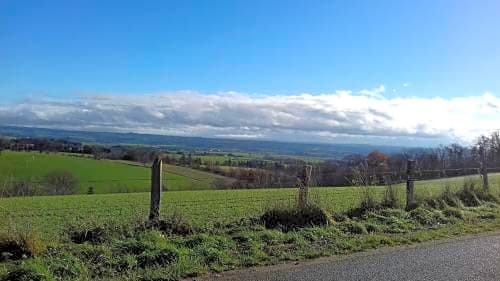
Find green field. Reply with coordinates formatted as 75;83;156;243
166;151;326;165
0;151;231;193
1;172;499;239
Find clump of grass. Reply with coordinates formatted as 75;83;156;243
114;254;138;273
67;225;106;245
66;220;136;244
0;231;43;262
438;186;463;208
442;207;465;219
455;181;481;207
415;181;499;211
363;222;380;233
455;181;499;206
339;221;368;235
361;209;416;234
137;246;179;268
144;211;194;236
346;186;381;217
409;207;448;226
260;204;332;231
134;267;179;281
45;254;88;280
1;259;54;281
382;184;399;209
181;233;235;272
67;244;114;278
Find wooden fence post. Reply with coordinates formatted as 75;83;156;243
406;160;416;210
480;161;489;191
149;157;162;223
298;165;312;209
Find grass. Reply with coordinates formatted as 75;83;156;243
0;151;231;193
1;172;499;240
165;151;326;165
165;152;255;164
0;185;499;281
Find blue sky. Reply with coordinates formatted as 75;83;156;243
1;0;500;146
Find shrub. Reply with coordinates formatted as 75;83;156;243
4;180;42;197
260;204;331;231
0;232;43;262
43;171;79;195
86;187;94;195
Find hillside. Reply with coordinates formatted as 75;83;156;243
0;126;412;158
0;151;232;193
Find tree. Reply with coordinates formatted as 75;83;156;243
474;135;492;191
0;137;8;155
366;150;389;184
43;170;79;195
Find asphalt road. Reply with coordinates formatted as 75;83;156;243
195;232;500;281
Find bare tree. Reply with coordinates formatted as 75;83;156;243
474;135;491;191
43;171;79;195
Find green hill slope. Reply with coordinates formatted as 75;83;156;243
0;151;232;193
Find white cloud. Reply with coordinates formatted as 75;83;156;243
1;88;499;146
359;85;386;99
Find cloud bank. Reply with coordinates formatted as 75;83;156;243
1;86;499;146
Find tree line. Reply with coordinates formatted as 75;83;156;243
1;131;499;190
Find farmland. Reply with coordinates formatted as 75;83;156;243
1;159;500;281
1;172;499;240
0;151;232;193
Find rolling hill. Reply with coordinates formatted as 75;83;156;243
0;151;233;193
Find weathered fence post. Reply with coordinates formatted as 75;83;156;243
480;161;489;191
406;160;416;210
149;157;162;223
298;165;312;209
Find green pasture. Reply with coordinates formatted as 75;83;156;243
1;172;499;239
0;151;230;193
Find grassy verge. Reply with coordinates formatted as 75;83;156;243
1;184;499;281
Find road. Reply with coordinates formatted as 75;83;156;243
194;232;500;281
